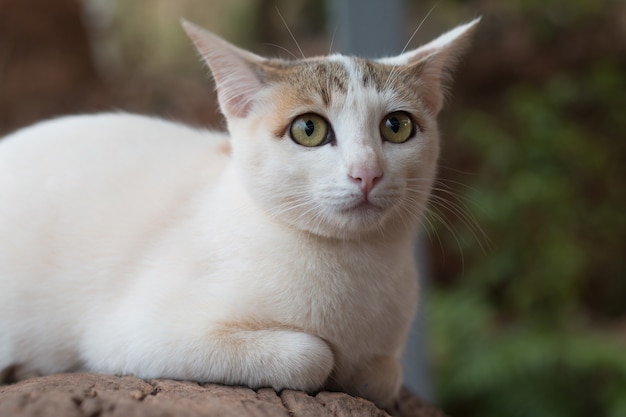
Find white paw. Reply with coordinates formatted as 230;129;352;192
259;330;334;393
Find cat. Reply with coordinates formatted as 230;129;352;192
0;18;479;408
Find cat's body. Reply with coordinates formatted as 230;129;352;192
0;19;479;407
0;112;414;401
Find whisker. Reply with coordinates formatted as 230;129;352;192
402;175;491;268
328;25;338;55
433;177;484;195
262;43;299;60
275;6;305;59
420;211;446;263
431;180;490;237
430;184;483;213
431;188;478;223
271;196;328;232
400;2;439;55
425;205;465;275
429;195;491;254
437;163;480;177
382;3;439;92
408;181;491;252
383;66;403;93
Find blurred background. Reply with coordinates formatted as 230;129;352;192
1;0;624;416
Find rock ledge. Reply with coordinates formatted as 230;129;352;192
0;373;446;417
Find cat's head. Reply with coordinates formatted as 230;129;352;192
183;19;479;239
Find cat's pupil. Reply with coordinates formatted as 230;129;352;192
388;117;400;134
305;120;315;136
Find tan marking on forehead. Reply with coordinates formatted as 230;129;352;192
257;56;424;104
254;58;352;138
352;58;415;92
353;57;429;112
354;58;391;90
259;58;349;107
254;56;427;138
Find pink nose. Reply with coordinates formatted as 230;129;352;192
349;165;383;196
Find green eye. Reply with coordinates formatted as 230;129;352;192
290;113;330;147
380;111;414;143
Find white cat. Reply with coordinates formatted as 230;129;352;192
0;18;479;408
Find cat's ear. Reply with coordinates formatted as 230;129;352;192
182;20;267;119
380;18;481;115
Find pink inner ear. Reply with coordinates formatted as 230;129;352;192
411;54;449;116
204;58;265;120
223;94;253;119
210;58;267;119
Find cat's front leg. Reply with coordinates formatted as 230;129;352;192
209;327;335;392
82;323;334;393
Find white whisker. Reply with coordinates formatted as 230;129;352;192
421;211;446;262
328;25;338;55
276;6;305;59
400;3;439;55
426;205;466;275
262;43;299;60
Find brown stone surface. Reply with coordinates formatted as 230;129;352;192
0;373;447;417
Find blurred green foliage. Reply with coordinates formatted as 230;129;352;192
427;18;626;417
430;289;626;417
454;61;625;319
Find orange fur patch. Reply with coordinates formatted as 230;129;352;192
216;141;231;155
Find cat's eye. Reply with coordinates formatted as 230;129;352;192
289;113;330;147
380;111;414;144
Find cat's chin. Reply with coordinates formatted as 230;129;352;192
338;206;389;234
290;202;395;240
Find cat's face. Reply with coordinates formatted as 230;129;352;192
183;19;479;238
229;57;439;238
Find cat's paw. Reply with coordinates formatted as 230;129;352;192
261;330;334;393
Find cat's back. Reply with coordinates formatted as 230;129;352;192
0;112;229;180
0;112;229;199
0;113;229;283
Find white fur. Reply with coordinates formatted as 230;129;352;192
0;20;478;408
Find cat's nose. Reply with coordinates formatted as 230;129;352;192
349;164;383;196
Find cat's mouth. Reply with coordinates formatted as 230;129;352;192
340;199;383;214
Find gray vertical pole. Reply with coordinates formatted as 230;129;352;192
328;0;403;57
327;0;433;401
403;235;433;401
